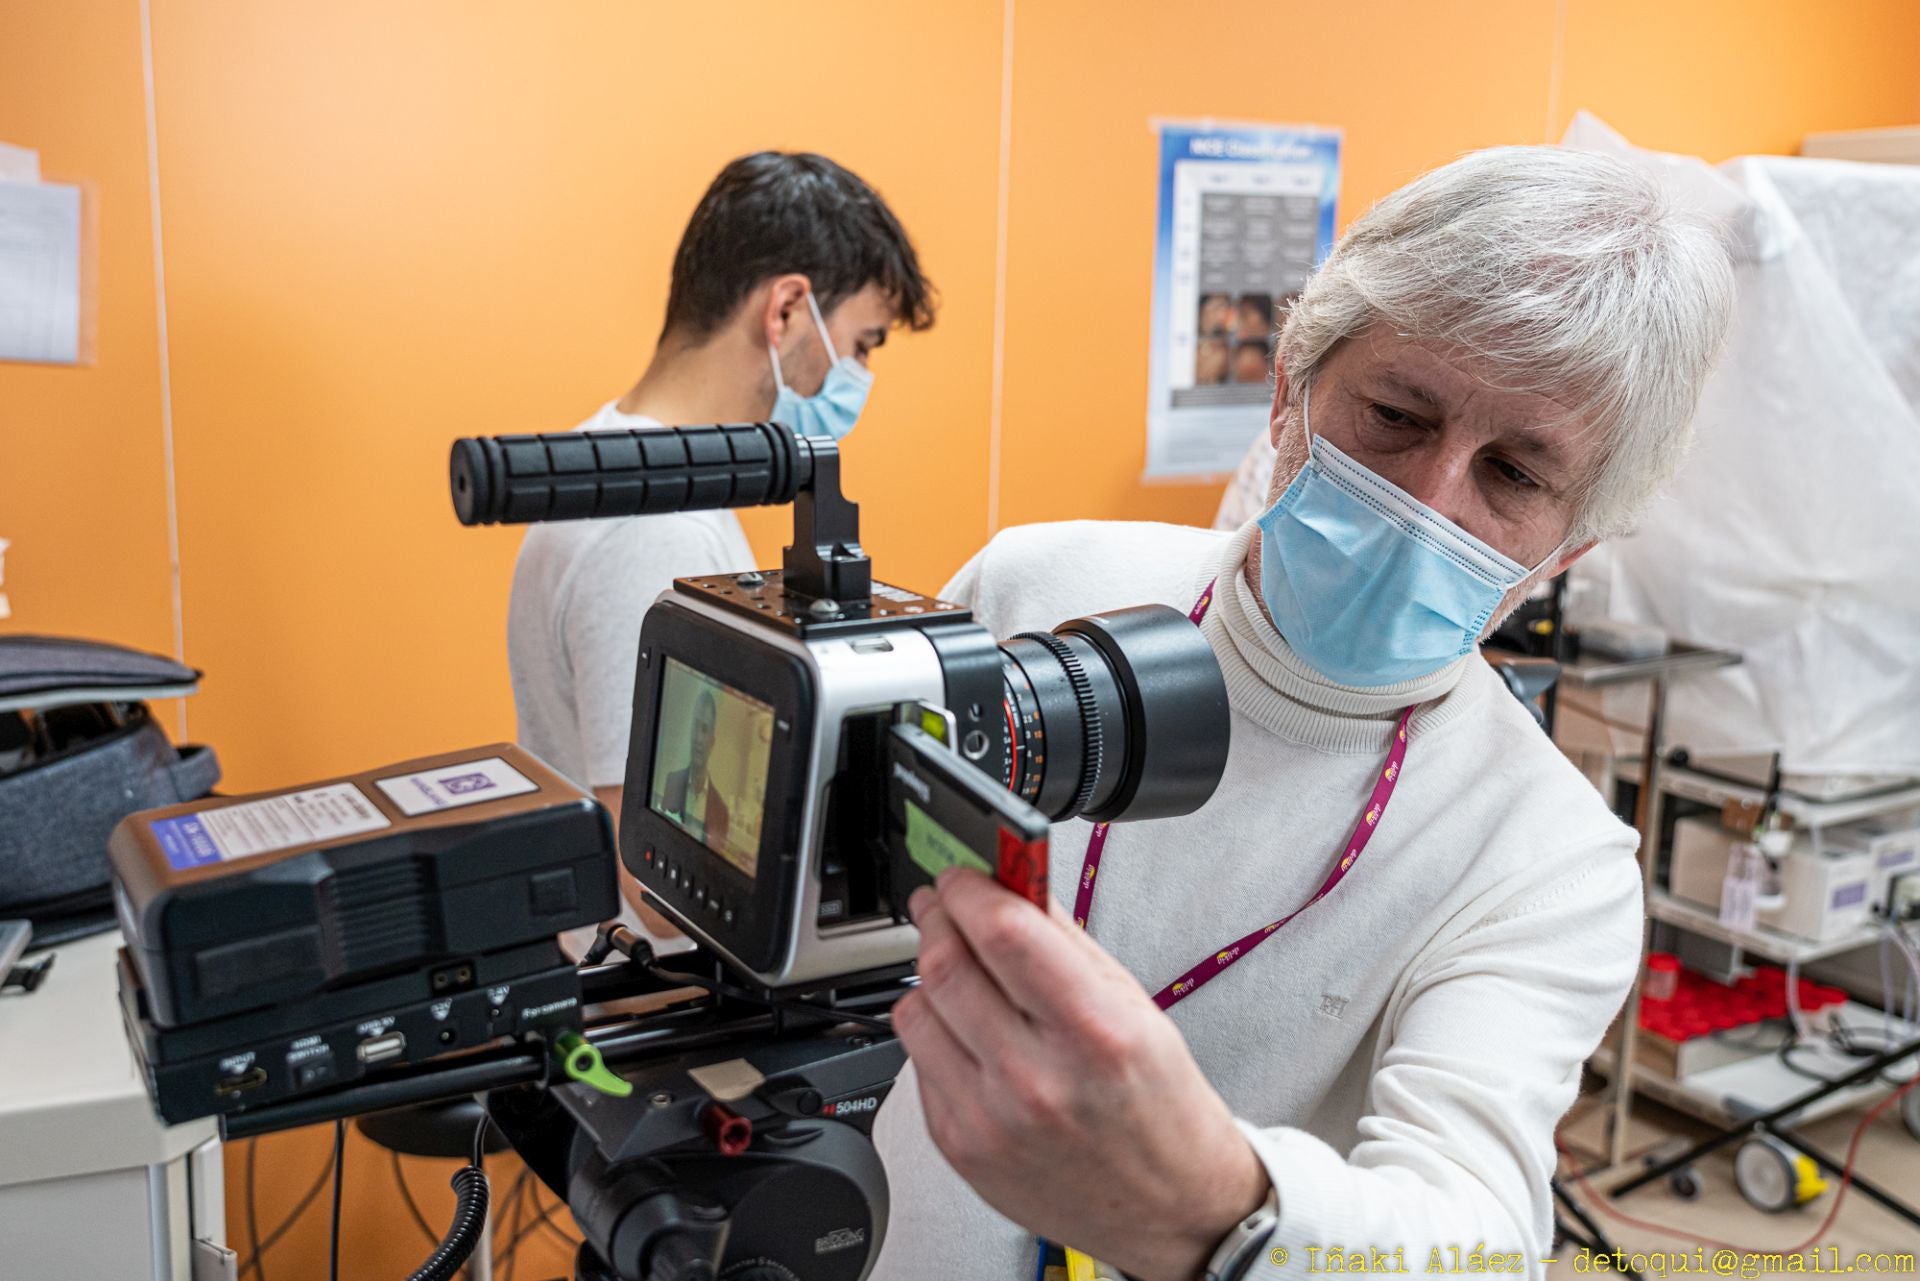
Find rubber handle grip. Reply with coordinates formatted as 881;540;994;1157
449;422;801;526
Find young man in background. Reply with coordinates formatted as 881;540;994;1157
508;151;934;942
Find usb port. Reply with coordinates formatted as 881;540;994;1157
356;1033;406;1064
216;1067;268;1096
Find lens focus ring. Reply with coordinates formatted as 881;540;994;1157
1012;630;1103;817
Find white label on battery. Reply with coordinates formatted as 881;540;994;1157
374;756;538;817
189;783;391;862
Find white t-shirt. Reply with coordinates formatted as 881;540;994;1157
869;519;1642;1281
507;401;755;791
1216;428;1279;530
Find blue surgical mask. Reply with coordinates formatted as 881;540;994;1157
769;291;872;440
1255;386;1557;688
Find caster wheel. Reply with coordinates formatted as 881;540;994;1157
1734;1135;1825;1213
1667;1167;1702;1201
1903;1083;1920;1143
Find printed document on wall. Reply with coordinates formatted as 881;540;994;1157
1145;120;1339;480
0;142;38;183
0;178;83;365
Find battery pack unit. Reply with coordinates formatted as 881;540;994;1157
118;939;583;1124
110;744;618;1028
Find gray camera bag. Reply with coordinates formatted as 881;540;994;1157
0;636;220;944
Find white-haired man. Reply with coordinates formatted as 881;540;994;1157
869;147;1734;1281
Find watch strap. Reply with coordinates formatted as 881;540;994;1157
1200;1184;1280;1281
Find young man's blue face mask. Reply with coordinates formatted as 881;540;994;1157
1255;385;1561;688
768;291;873;441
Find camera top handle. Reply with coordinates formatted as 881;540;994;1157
450;423;869;606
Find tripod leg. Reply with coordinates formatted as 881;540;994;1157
1553;1178;1641;1281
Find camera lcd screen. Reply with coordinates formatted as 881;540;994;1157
648;657;775;878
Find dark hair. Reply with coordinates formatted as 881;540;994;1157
662;152;936;341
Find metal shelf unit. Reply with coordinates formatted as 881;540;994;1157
1551;641;1742;1172
1657;765;1920;857
1645;887;1889;966
1591;999;1919;1130
1591;750;1920;1177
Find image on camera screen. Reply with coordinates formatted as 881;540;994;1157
648;658;774;878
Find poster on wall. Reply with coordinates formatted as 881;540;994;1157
0;139;86;367
1145;120;1339;480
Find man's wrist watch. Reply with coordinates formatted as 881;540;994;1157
1200;1184;1281;1281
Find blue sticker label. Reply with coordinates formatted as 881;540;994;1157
152;815;224;870
146;782;391;869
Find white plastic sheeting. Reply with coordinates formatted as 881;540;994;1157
1562;113;1920;777
1209;115;1920;776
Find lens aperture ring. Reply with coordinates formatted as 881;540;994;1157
1013;630;1103;817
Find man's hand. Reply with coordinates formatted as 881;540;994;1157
893;868;1268;1281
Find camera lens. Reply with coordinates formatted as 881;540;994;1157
997;604;1230;823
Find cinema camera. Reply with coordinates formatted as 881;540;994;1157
103;422;1230;1281
451;421;1232;988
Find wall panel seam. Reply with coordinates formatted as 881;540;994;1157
139;0;186;738
986;0;1015;536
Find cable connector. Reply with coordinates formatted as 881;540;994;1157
603;924;657;969
577;921;658;969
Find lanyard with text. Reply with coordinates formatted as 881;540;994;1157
1071;580;1415;1011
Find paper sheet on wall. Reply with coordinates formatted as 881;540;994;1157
0;178;83;365
0;143;38;183
1144;120;1339;481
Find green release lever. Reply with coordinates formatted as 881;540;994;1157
554;1031;631;1097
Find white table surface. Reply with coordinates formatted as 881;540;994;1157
0;930;216;1188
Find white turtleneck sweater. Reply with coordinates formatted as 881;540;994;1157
869;520;1642;1281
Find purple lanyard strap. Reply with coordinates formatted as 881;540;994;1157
1071;579;1415;1011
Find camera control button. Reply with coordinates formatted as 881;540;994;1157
292;1053;335;1091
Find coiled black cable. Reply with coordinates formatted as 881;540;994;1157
404;1115;494;1281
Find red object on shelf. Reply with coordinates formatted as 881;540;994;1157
1635;961;1849;1042
1645;952;1681;1002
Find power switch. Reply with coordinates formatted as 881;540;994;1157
293;1053;336;1090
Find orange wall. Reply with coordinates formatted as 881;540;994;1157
4;3;1919;1278
144;1;1005;790
0;0;175;706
